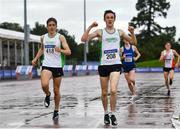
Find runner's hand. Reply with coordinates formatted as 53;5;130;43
175;63;180;68
55;46;61;52
163;54;167;59
90;22;98;28
134;57;138;61
32;58;37;66
128;26;134;34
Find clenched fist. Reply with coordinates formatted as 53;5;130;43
90;22;98;28
128;26;135;34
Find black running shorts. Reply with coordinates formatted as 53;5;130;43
42;66;64;78
98;64;122;77
123;64;136;73
163;67;174;72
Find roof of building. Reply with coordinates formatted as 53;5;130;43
0;28;40;43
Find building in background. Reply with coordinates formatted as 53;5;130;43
0;28;40;68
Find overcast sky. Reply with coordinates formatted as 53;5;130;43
0;0;179;43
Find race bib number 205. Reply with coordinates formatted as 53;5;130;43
104;49;118;60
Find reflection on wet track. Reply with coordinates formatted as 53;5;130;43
0;73;180;128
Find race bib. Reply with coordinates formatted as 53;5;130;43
45;45;55;54
125;57;133;62
104;49;117;60
165;59;171;64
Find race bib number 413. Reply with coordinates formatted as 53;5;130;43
104;49;118;60
45;45;55;54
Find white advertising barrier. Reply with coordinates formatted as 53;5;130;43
75;65;87;76
87;65;98;71
16;65;33;80
87;65;98;75
63;65;73;71
63;65;73;76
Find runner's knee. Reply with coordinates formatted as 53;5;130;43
110;89;117;95
41;81;49;88
102;91;108;97
54;91;60;97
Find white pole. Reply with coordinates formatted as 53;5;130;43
24;0;29;65
83;0;87;65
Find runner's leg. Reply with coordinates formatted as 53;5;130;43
109;72;120;112
100;76;109;112
169;70;174;85
164;71;169;90
129;70;136;95
41;70;52;96
53;77;62;111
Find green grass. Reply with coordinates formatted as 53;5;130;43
136;60;164;67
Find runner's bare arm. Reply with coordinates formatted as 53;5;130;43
55;35;71;55
173;50;180;67
120;47;125;60
81;22;101;42
133;46;141;61
32;36;44;66
120;26;137;46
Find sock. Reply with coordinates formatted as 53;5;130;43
54;110;59;113
104;111;109;115
109;111;115;116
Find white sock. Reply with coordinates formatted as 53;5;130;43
109;111;115;116
104;111;109;115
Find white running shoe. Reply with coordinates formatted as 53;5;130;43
129;95;137;102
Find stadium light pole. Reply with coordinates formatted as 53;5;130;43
83;0;88;65
24;0;29;65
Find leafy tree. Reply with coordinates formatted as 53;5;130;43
0;22;24;32
130;0;180;62
87;40;101;61
31;22;47;35
131;0;175;38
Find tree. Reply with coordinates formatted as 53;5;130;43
131;0;175;38
58;29;78;63
87;40;101;61
129;0;180;61
0;22;24;32
31;22;47;35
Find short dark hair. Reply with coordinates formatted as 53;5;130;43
165;42;171;45
104;10;116;19
47;17;57;25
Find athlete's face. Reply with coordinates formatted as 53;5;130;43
104;13;115;27
47;21;57;34
165;43;171;50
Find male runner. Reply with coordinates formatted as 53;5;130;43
81;10;137;126
32;17;71;120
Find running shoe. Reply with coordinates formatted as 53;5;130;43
44;92;51;108
130;95;137;102
167;90;170;96
110;114;118;126
53;110;59;120
104;114;110;125
170;79;173;85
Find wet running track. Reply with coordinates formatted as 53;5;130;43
0;73;180;129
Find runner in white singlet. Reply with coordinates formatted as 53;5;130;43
81;10;137;126
159;42;180;96
32;17;71;120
